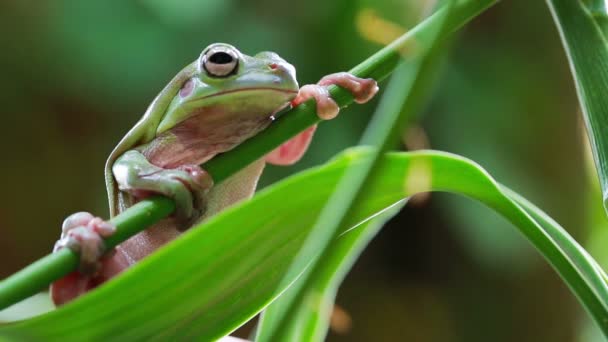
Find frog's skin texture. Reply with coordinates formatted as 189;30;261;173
50;43;378;305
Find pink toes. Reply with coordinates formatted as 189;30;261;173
270;73;378;165
292;72;378;120
292;84;340;120
51;212;119;305
318;72;378;104
54;212;116;273
88;217;116;238
59;212;115;241
176;164;214;189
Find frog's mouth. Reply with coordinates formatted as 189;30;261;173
188;87;298;103
185;87;299;119
190;87;298;101
158;86;298;137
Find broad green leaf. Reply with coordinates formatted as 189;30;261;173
1;149;607;340
546;0;608;212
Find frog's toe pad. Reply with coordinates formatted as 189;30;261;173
292;84;339;120
318;72;378;104
54;213;116;274
293;72;378;120
176;164;214;190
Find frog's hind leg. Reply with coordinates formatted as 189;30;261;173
266;72;378;165
53;212;116;273
50;212;131;305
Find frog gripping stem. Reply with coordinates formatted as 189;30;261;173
291;72;378;120
268;72;378;165
53;212;116;273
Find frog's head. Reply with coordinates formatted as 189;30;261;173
158;43;299;134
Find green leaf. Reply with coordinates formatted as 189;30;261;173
1;149;607;340
255;1;455;339
271;203;406;342
546;0;608;212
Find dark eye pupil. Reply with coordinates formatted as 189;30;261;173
209;52;233;64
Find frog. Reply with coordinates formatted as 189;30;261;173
50;43;378;305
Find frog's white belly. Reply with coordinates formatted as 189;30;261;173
141;106;273;169
110;106;275;269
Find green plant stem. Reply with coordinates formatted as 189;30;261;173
204;0;497;182
0;0;497;311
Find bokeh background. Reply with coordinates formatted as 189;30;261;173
0;0;604;341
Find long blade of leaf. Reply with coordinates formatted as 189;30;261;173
1;149;607;339
546;0;608;213
273;202;406;342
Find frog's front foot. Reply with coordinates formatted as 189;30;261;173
113;150;213;226
267;73;378;165
53;212;116;274
292;72;378;120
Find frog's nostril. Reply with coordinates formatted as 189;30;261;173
269;63;279;70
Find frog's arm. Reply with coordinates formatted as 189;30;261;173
105;62;197;217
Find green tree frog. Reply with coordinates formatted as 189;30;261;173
50;43;378;305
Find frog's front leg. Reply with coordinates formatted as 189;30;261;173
266;72;378;165
113;150;213;224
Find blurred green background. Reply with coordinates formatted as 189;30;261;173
0;0;603;341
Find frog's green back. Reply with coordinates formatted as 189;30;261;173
105;62;197;217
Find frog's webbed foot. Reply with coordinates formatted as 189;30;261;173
51;212;133;305
267;72;378;165
113;150;213;227
291;72;378;120
53;212;116;274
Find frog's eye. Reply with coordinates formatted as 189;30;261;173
202;46;239;78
